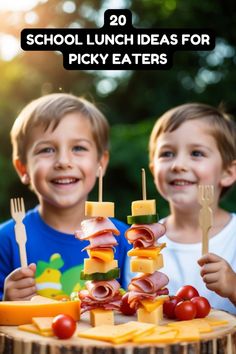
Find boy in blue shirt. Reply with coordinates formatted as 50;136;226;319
0;93;129;301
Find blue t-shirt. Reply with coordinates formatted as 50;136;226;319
0;207;130;300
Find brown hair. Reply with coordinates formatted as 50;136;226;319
11;93;109;164
149;103;236;169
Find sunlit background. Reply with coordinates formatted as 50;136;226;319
0;0;235;220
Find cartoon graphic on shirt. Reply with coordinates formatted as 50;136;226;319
35;253;85;299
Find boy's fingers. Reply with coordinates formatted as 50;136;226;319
8;267;26;281
28;263;37;272
10;286;37;301
11;266;36;280
14;277;36;290
202;273;219;284
200;262;221;276
205;282;227;297
17;287;37;300
198;252;222;266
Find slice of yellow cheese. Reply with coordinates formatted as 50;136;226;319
85;201;114;217
125;321;156;340
128;245;166;259
20;317;79;338
140;295;169;313
18;323;53;337
168;318;212;333
131;200;156;216
88;249;114;262
205;317;228;327
133;327;178;344
84;258;118;274
130;254;163;273
78;323;136;343
175;326;200;341
32;317;54;332
0;298;80;325
112;333;136;344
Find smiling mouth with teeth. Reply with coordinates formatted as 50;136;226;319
52;178;79;185
170;180;195;186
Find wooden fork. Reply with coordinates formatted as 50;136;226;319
198;185;214;255
10;198;28;267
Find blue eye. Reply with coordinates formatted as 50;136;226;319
191;150;204;157
73;145;87;152
38;147;54;154
159;151;174;158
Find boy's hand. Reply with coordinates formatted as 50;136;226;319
198;253;236;305
3;263;37;301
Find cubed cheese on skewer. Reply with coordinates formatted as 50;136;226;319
84;258;118;274
131;200;156;216
90;309;114;327
137;305;163;324
130;254;163;273
85;201;114;217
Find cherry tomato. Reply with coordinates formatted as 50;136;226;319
120;293;136;316
174;300;197;321
163;296;182;319
52;314;76;339
176;285;199;300
191;296;211;318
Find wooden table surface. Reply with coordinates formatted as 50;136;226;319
0;309;236;354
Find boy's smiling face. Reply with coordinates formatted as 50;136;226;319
152;119;231;210
18;112;108;211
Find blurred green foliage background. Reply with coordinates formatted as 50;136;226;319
0;0;235;222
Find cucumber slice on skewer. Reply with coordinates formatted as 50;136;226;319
80;267;120;281
127;214;158;225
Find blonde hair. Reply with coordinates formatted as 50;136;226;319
149;103;236;169
11;93;109;164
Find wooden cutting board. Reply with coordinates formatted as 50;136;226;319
0;309;236;354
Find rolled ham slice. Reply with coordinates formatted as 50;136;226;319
79;279;122;313
128;271;169;293
75;217;120;240
125;223;166;248
127;272;169;308
127;288;169;309
82;232;118;251
85;279;120;302
79;293;122;314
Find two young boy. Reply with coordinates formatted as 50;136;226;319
0;95;235;313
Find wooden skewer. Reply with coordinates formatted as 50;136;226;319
142;168;147;200
98;166;103;202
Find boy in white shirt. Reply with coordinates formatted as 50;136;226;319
148;103;236;313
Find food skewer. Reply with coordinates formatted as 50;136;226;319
76;166;121;327
125;168;169;324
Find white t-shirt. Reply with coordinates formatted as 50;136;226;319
125;214;236;314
